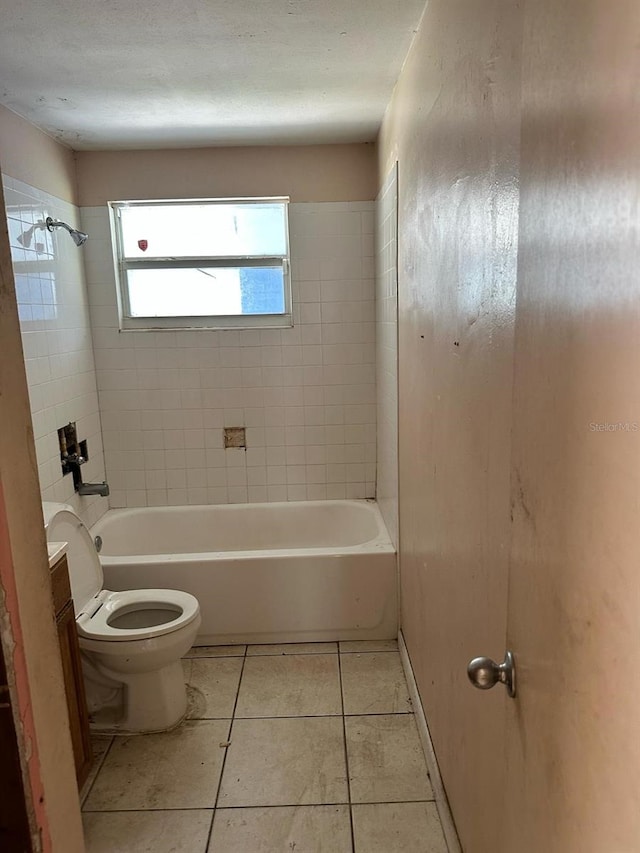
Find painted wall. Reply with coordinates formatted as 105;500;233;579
0;104;77;203
378;1;521;849
82;201;375;507
0;179;84;852
76;143;377;206
375;164;398;547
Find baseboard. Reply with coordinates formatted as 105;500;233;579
399;630;463;853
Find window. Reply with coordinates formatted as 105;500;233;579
109;197;291;330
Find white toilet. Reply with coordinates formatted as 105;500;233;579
43;502;201;733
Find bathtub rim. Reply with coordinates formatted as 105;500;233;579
92;499;395;564
100;542;395;566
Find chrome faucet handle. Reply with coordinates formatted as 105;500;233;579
65;452;86;465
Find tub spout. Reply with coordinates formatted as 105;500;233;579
78;481;110;497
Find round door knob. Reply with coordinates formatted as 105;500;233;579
467;650;516;698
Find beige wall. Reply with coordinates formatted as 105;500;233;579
0;105;77;203
378;0;521;849
0;106;377;206
76;143;376;205
0;181;84;851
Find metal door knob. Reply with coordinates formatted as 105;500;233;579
467;650;516;698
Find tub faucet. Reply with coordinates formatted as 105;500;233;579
78;481;110;497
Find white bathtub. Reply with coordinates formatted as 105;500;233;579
91;500;397;645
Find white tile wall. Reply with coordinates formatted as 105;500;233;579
81;201;376;508
376;165;399;547
3;176;107;528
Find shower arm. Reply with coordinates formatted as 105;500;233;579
46;216;73;235
45;217;88;246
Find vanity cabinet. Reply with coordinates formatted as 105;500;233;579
50;554;92;787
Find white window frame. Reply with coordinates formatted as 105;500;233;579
108;197;292;331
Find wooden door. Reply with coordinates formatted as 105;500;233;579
502;0;640;849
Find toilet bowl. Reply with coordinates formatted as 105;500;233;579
43;502;201;733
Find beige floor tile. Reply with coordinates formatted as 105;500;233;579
346;715;433;803
341;652;412;715
247;642;338;655
235;654;342;717
352;802;448;853
83;809;212;853
339;639;398;653
80;735;113;806
184;657;243;719
218;717;348;807
208;805;352;853
185;644;246;658
84;720;230;810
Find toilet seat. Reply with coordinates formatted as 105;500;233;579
76;588;200;642
43;502;200;644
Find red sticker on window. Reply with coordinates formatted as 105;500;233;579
138;239;148;251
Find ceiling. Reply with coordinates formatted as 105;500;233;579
0;0;424;150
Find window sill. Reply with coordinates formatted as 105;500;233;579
118;313;293;332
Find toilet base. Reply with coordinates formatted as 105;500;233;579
89;659;188;734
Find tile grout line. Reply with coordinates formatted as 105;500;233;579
204;643;249;851
81;798;436;815
84;800;380;814
82;806;217;814
80;735;115;810
337;649;357;853
206;711;414;721
338;646;399;655
186;647;398;659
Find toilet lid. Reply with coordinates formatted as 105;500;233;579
45;507;103;612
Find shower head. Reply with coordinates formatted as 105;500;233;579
45;217;89;247
69;228;89;247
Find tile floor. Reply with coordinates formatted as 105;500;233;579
81;640;448;852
